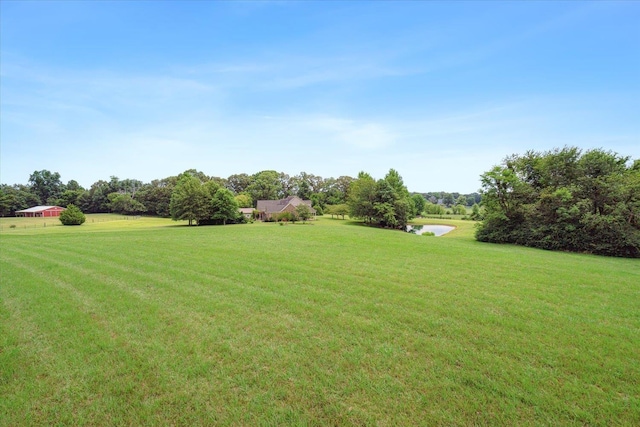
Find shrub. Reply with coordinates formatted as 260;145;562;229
59;204;86;225
276;212;296;223
470;203;483;221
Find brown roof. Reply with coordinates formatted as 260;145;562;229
256;196;316;215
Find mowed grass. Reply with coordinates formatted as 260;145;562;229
1;217;638;425
0;214;165;232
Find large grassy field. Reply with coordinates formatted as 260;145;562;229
1;215;638;425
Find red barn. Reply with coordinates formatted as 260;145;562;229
15;206;66;218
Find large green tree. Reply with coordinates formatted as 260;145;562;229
54;189;86;208
477;147;639;257
226;173;252;194
170;174;210;226
247;170;283;203
211;188;239;225
29;170;64;204
84;180;111;213
348;169;414;229
334;176;354;202
411;194;426;216
234;193;252;208
348;172;377;223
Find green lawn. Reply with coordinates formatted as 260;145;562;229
1;216;638;425
0;213;150;232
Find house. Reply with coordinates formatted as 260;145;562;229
256;196;316;221
239;208;254;219
15;206;66;218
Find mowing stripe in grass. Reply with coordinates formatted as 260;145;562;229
1;218;639;425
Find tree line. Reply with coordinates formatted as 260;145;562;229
1;166;483;222
0;170;356;218
477;147;640;258
3;147;637;258
2;166;458;228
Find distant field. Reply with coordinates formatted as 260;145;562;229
1;216;638;425
0;214;152;232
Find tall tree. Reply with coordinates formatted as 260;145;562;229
234;193;252;208
334;176;354;202
374;179;399;228
247;170;283;203
226;173;252;194
380;169;414;228
55;189;86;208
296;180;312;200
348;170;413;228
211;188;239;225
135;177;177;217
411;194;426;216
66;180;83;191
28;170;64;204
441;193;454;207
182;169;210;183
348;172;377;223
85;180;111;213
170;174;209;225
278;172;295;198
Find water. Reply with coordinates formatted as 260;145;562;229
406;224;455;236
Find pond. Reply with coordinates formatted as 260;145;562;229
406;224;455;236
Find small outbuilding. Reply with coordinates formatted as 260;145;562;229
239;208;254;219
15;206;66;218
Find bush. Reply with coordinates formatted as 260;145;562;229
276;212;297;223
59;204;86;225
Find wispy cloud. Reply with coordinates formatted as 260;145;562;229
2;1;638;192
298;116;395;150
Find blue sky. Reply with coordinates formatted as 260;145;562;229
1;1;638;193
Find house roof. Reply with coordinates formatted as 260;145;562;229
256;196;316;214
15;205;65;213
239;208;254;214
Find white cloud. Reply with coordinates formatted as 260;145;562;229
300;116;395;150
2;42;638;193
